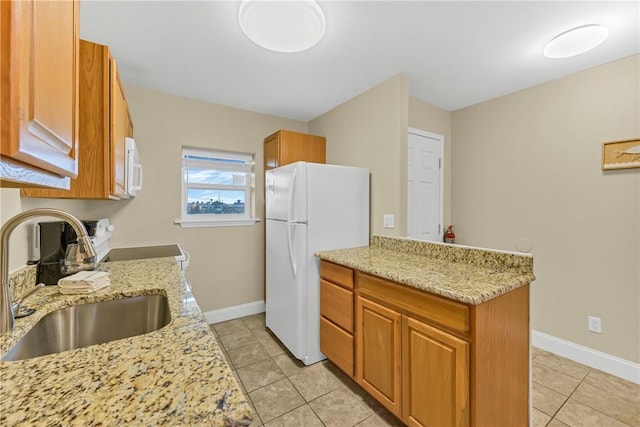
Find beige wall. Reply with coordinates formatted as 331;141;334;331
408;97;453;226
11;86;308;312
451;55;640;363
309;74;410;236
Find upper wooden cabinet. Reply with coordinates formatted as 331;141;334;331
0;0;79;189
109;59;130;198
22;40;133;199
263;129;326;171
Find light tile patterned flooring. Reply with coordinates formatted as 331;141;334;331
211;313;640;427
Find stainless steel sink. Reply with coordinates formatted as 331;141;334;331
2;294;171;361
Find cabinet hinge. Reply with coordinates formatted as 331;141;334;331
439;158;442;169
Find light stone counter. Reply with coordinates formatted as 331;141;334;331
0;258;254;426
316;235;535;305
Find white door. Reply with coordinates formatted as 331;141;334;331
407;129;443;242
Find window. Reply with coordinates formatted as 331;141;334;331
177;147;257;228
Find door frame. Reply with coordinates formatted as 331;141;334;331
407;127;444;242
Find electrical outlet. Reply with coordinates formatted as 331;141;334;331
588;316;602;333
383;214;395;229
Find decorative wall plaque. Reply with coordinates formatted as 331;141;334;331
602;139;640;170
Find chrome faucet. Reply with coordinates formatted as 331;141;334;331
0;208;97;333
12;283;46;318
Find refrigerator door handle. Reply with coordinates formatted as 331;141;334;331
287;223;297;277
287;167;297;223
267;176;274;194
287;167;298;277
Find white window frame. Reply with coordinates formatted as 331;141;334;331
175;147;258;228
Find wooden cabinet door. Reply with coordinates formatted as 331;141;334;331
402;316;469;427
278;130;326;166
21;40;134;200
263;130;326;172
110;59;127;197
1;0;79;187
264;132;279;171
357;297;402;417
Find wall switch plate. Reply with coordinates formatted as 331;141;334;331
588;316;602;333
383;214;395;228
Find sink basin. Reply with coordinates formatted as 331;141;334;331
2;294;171;361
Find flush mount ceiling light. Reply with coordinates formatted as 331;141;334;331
544;24;609;59
239;0;325;53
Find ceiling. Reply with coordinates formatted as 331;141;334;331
80;1;640;122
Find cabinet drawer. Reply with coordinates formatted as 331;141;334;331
358;273;470;335
320;260;354;289
320;317;354;377
320;279;354;333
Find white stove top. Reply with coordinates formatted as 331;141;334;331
87;218;113;262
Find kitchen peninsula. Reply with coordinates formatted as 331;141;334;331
0;258;253;426
317;235;535;427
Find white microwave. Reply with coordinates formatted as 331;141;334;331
125;137;143;198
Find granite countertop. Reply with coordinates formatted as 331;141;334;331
0;258;253;426
316;236;535;305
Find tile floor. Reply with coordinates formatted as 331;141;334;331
211;313;640;427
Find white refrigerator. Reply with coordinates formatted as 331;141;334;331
265;161;369;365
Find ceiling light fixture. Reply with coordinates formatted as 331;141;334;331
239;0;326;53
544;24;609;59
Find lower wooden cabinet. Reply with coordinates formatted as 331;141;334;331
357;296;402;417
320;261;356;377
321;279;354;332
356;296;470;426
402;316;469;427
320;263;529;427
320;317;354;376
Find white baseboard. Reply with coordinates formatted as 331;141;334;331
532;330;640;385
204;300;265;325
